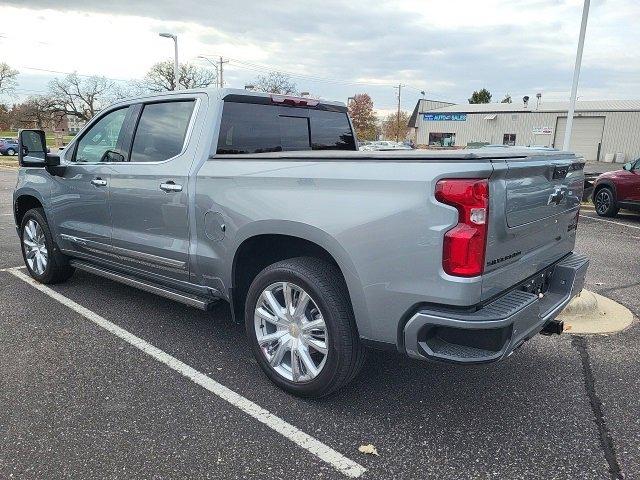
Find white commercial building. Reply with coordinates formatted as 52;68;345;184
409;99;640;163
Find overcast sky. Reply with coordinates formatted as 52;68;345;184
1;0;639;115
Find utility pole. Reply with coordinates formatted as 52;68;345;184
218;56;229;88
564;0;590;152
394;84;405;142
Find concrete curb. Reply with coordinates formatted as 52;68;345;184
558;290;634;335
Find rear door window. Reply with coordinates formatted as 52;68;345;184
130;100;195;163
216;101;354;154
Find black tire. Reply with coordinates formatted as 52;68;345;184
20;208;75;284
593;186;619;217
245;257;366;398
6;148;15;156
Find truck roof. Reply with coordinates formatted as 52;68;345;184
114;87;347;109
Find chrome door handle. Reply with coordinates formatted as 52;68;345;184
160;182;183;193
91;178;107;187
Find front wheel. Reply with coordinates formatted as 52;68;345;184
20;208;74;284
6;148;15;156
594;187;619;217
245;257;366;398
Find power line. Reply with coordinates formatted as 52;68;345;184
200;53;417;89
16;66;131;83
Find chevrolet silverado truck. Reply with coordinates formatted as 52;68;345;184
14;88;588;397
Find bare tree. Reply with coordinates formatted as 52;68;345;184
137;61;217;92
252;71;298;95
0;63;19;96
48;73;115;121
11;96;63;130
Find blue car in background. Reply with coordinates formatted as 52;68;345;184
0;138;19;156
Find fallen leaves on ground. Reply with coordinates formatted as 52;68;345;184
358;444;379;456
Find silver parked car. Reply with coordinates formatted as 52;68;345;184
14;88;588;397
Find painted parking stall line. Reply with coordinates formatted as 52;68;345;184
7;267;366;479
0;266;24;272
579;213;640;230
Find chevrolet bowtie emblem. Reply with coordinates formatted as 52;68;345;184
548;187;565;206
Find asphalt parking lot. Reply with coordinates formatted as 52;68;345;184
1;168;639;480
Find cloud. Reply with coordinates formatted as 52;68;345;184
1;0;639;112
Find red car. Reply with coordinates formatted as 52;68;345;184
593;158;640;216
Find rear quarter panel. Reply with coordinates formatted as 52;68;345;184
194;158;493;344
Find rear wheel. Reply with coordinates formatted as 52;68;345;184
245;257;366;397
20;208;74;284
6;148;15;156
594;187;619;217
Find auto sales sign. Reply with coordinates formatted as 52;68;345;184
423;113;467;121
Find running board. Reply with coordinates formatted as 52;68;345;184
69;260;218;311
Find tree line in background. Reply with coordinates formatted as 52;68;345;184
0;60;219;131
0;61;411;141
469;88;512;104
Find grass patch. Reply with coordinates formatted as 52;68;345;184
0;130;75;146
0;157;18;168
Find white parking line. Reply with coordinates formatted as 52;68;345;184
0;265;24;272
7;268;365;478
580;214;640;230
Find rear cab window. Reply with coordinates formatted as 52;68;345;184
216;98;355;154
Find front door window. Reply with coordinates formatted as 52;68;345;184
74;108;128;163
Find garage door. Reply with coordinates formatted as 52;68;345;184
554;116;605;161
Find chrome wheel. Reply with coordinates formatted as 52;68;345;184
254;282;328;383
23;219;48;275
595;189;612;215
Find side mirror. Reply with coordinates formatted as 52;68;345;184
18;129;47;167
623;162;632;171
100;150;125;163
18;129;66;176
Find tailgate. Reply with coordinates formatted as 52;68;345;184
481;153;584;300
505;160;583;227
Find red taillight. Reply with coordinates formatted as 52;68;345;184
435;179;489;277
270;94;319;107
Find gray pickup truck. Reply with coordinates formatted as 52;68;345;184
14;88;588;397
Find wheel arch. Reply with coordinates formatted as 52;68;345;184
593;180;617;201
13;192;45;228
229;221;370;338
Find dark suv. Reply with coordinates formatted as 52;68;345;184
593;158;640;216
0;137;19;156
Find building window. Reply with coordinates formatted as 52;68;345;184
429;132;455;147
503;133;516;146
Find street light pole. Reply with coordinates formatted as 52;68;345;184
563;0;590;152
159;33;179;90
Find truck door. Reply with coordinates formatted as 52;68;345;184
107;98;199;283
50;106;131;259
